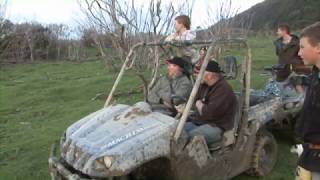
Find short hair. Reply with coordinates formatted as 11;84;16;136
175;15;191;30
278;24;290;34
301;21;320;47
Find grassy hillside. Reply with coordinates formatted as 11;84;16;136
0;36;298;179
234;0;320;31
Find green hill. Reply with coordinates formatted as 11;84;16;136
235;0;320;31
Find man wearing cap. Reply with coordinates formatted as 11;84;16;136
186;61;237;144
147;56;192;114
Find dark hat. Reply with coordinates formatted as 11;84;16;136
205;61;222;73
166;56;186;68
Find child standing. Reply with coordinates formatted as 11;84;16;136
295;21;320;180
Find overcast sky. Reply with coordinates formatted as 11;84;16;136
5;0;264;29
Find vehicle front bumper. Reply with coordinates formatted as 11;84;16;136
48;143;91;180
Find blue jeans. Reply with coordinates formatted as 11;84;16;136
184;122;223;144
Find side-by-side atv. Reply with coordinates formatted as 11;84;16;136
253;64;309;130
49;39;282;180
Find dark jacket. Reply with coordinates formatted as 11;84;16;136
193;78;236;131
274;35;304;81
296;67;320;172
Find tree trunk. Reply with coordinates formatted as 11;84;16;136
46;46;50;60
98;42;106;57
68;45;72;60
30;48;34;62
57;45;61;60
26;34;34;62
75;47;79;60
27;42;34;62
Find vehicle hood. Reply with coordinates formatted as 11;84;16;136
61;102;177;177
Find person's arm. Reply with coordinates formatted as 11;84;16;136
147;78;162;103
172;78;192;105
157;77;173;107
165;33;177;42
274;40;280;56
194;85;203;102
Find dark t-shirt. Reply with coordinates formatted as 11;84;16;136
274;35;304;81
296;67;320;172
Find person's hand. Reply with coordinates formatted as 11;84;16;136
290;144;303;156
175;104;186;113
195;100;204;115
163;100;173;108
165;33;177;42
165;35;173;42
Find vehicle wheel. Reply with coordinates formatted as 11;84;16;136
247;129;278;177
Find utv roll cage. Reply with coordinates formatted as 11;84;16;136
103;38;252;144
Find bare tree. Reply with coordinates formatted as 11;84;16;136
0;0;8;60
24;26;35;62
78;0;194;99
79;25;108;57
22;22;51;62
193;0;253;61
0;0;7;24
78;0;194;68
1;23;35;63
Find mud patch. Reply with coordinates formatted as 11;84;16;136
114;107;151;125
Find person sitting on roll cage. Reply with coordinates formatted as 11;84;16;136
147;56;192;116
185;61;237;144
165;15;197;71
165;15;196;42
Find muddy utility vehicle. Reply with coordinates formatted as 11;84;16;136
253;64;307;130
49;39;281;180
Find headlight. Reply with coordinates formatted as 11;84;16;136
103;156;113;168
93;156;113;171
94;158;107;171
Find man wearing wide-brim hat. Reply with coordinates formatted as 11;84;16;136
185;61;237;144
148;56;192;115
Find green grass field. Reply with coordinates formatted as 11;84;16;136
0;36;298;179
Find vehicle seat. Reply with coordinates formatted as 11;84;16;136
208;95;240;150
223;55;237;79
